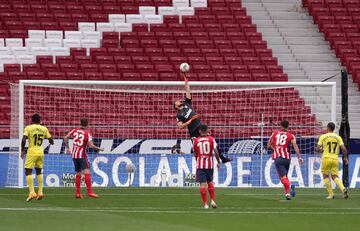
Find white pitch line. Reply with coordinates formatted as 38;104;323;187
5;206;358;210
1;193;360;196
0;207;359;215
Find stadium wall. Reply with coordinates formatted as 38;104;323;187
0;138;359;188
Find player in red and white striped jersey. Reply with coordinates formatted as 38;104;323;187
64;118;103;199
193;124;221;209
268;120;303;200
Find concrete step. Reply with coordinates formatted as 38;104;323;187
274;20;316;28
300;63;341;71
285;37;328;45
252;20;275;27
269;12;310;20
295;54;338;62
262;36;285;45
280;29;323;37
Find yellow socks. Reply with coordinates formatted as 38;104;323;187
26;175;35;194
333;177;345;192
37;174;43;194
324;178;334;196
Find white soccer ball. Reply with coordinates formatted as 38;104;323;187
180;63;190;73
125;163;135;173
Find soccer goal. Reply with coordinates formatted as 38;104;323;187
7;80;336;188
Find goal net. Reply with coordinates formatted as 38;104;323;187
7;80;336;188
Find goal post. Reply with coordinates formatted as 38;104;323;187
8;80;336;188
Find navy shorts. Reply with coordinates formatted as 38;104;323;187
73;158;90;172
190;126;201;142
196;169;214;183
274;157;291;178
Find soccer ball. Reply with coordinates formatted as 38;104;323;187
180;63;190;73
126;163;135;173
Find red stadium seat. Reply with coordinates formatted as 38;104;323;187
80;64;98;73
141;72;159;81
117;64;135;73
85;72;103;80
99;64;117;73
103;72;121;80
198;73;216;81
234;73;252;81
159;73;178;81
23;64;41;72
26;71;46;80
56;56;73;65
4;64;21;73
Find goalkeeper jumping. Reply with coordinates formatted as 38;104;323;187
173;74;231;163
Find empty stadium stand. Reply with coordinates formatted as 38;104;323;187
243;0;360;137
0;0;330;138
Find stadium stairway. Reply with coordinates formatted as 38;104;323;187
242;0;360;138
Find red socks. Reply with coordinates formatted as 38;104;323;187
84;172;93;194
208;182;215;200
200;186;207;205
281;177;290;194
75;174;81;194
200;183;216;205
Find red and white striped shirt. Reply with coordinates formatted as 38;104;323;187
193;136;217;169
270;130;295;160
67;128;92;159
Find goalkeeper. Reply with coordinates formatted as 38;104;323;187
173;74;231;163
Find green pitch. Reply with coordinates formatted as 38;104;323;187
0;188;359;231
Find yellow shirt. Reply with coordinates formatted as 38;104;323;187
23;124;51;156
318;132;344;159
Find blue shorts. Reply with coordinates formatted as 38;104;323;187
196;169;214;183
73;158;90;172
274;157;291;178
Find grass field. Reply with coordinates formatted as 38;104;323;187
0;188;359;231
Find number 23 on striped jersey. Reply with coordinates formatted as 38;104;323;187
197;141;211;155
73;133;84;146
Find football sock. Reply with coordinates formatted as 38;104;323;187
208;182;215;200
333;177;345;192
324;178;334;196
37;174;43;194
75;174;81;194
84;172;93;194
280;177;290;194
26;175;35;194
200;186;207;205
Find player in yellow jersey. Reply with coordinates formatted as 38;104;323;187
21;113;54;202
316;122;348;199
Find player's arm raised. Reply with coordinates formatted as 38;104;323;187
341;144;348;165
183;74;191;100
291;137;304;164
88;140;104;152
